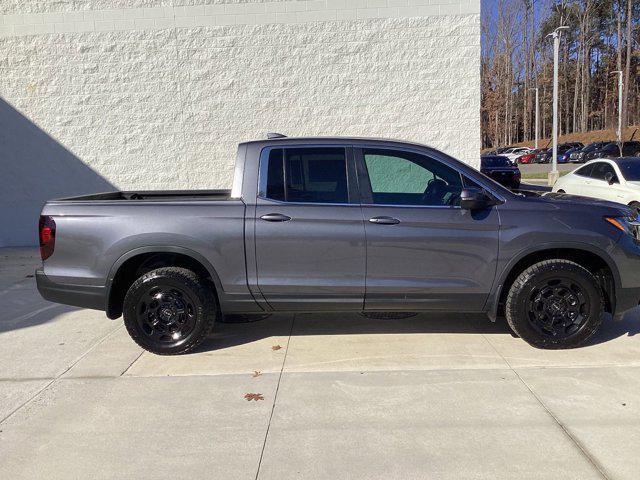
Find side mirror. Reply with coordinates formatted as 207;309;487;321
460;188;492;210
604;172;616;185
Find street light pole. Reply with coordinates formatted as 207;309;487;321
611;70;623;146
548;26;568;186
532;87;539;149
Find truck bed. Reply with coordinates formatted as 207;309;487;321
54;190;232;202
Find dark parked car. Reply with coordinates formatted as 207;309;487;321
480;155;521;189
534;148;550;163
584;141;640;161
536;143;584;163
560;147;583;164
570;142;611;163
37;136;640;354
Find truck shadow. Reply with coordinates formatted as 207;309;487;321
0;98;114;247
195;309;640;353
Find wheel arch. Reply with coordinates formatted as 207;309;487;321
105;246;224;319
487;245;620;321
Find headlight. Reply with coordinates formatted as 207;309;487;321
605;215;640;240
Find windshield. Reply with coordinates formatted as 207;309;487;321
482;156;512;168
584;142;605;152
617;160;640;181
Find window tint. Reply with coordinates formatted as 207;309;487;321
264;147;348;204
590;162;618;182
481;156;511;168
574;164;594;177
364;149;463;206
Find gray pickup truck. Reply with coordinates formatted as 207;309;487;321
37;136;640;354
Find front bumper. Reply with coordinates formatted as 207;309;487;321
36;268;106;311
610;234;640;320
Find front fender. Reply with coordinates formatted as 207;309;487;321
485;241;621;321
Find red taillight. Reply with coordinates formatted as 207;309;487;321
39;215;56;260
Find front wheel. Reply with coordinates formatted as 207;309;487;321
505;260;603;349
628;201;640;216
123;267;217;355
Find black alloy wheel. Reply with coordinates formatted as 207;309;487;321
526;278;589;340
123;267;217;355
135;285;197;344
505;259;603;349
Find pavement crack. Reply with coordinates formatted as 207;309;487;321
0;323;123;426
120;350;145;376
254;314;295;480
479;333;610;480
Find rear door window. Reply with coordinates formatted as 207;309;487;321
264;147;349;204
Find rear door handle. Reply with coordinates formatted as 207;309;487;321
369;216;400;225
260;213;292;222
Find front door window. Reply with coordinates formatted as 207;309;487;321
363;149;463;206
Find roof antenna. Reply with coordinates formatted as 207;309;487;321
267;132;287;139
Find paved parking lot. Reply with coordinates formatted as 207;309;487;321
519;163;579;175
2;248;640;479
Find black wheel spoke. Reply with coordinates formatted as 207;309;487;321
526;276;590;340
135;284;198;345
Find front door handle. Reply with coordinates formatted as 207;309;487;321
369;216;400;225
260;213;292;222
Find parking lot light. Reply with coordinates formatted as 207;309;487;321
611;70;623;149
531;87;539;150
548;26;569;186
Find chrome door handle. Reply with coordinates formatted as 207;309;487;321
369;216;400;225
260;213;292;222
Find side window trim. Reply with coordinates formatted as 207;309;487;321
257;145;359;205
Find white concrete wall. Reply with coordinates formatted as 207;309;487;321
0;0;480;246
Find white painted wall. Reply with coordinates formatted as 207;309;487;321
0;0;480;246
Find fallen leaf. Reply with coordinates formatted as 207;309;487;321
252;371;262;377
271;345;282;351
244;393;264;402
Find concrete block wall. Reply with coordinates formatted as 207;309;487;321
0;0;480;246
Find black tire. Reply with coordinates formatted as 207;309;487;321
505;260;603;349
628;201;640;216
557;189;566;193
123;267;217;355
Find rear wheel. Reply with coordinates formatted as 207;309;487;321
123;267;217;355
629;201;640;216
557;189;566;193
505;260;603;349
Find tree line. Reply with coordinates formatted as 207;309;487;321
482;0;639;149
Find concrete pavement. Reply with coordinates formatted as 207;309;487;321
2;248;640;479
520;163;579;175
